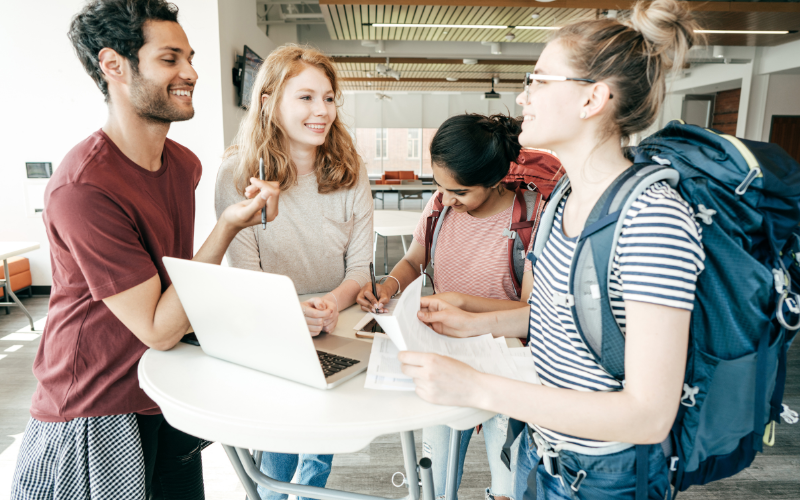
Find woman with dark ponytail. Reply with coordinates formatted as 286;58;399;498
399;1;707;498
357;113;537;500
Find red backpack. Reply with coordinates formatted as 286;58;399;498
423;149;563;297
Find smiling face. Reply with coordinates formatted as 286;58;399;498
273;65;336;152
128;20;197;124
516;40;585;151
432;164;495;214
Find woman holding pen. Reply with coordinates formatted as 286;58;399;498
214;44;373;500
357;113;536;500
401;1;705;497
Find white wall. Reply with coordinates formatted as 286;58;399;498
1;1;110;286
650;42;800;142
0;0;241;286
760;74;800;142
218;0;276;149
345;92;522;130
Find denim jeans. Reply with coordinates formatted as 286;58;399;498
257;452;334;500
512;429;670;500
422;414;514;500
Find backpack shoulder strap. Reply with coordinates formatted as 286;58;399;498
531;176;571;266
508;189;543;295
425;192;448;268
569;164;680;380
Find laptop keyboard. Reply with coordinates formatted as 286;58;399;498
316;350;360;378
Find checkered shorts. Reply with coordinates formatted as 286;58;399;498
11;414;146;500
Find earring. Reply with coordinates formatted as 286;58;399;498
580;111;587;119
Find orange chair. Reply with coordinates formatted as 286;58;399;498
374;170;418;185
1;256;33;314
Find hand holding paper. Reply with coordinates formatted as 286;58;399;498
364;276;540;391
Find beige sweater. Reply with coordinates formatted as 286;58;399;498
215;155;374;295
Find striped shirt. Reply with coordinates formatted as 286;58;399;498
413;195;535;301
528;181;705;449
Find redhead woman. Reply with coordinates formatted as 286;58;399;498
399;1;705;498
215;44;373;500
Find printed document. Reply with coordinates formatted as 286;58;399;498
364;276;540;390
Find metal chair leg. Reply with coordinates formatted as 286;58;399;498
384;235;389;274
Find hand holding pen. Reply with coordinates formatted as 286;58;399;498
243;159;280;226
356;266;395;313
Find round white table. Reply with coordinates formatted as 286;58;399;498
373;210;423;274
0;241;40;330
138;299;494;500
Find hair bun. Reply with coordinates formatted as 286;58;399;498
628;0;701;71
483;113;522;164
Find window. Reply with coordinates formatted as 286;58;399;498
375;129;388;159
354;128;434;177
407;129;420;159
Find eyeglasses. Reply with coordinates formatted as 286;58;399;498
522;72;613;103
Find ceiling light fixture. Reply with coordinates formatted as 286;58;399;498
531;13;540;19
695;29;795;34
363;23;795;36
463;58;478;65
446;77;459;82
364;23;557;31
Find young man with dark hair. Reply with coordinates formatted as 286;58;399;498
11;1;279;498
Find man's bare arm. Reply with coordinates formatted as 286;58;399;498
103;179;279;350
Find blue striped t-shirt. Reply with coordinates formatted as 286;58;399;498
528;181;705;450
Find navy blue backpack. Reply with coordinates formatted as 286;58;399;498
529;120;800;498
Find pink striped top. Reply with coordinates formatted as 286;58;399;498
413;196;535;301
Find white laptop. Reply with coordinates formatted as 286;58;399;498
163;257;371;389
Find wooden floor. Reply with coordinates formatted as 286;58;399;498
1;199;798;499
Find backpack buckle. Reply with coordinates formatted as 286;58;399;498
552;293;575;307
786;296;800;315
502;228;517;240
680;383;699;407
651;155;672;166
735;167;761;196
543;450;560;477
773;269;788;295
782;404;799;424
669;456;679;472
694;204;717;225
526;181;538;192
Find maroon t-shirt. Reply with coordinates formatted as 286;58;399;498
30;129;201;422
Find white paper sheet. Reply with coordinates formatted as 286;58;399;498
364;277;542;390
364;333;415;391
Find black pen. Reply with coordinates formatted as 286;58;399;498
370;262;379;311
259;157;266;230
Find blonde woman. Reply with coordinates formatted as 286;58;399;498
214;44;373;500
400;0;705;498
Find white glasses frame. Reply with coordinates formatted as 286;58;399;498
522;72;613;103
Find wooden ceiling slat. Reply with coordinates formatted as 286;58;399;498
329;5;345;40
344;5;358;40
396;5;410;40
352;4;363;39
321;5;339;40
332;57;537;64
318;0;800;13
429;5;453;41
408;5;431;40
375;4;385;39
334;4;349;40
332;4;800;47
368;4;376;39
